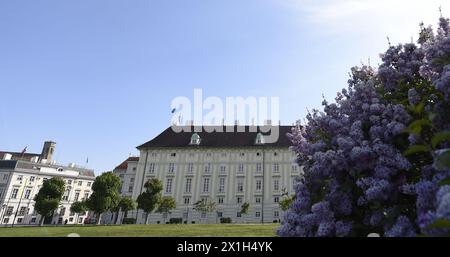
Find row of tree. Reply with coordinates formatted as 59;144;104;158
33;172;259;226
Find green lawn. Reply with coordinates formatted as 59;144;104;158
0;224;279;237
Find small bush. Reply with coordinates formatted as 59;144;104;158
169;218;182;224
220;217;232;223
191;221;195;224
122;218;136;224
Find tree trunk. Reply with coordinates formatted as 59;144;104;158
96;213;102;225
121;211;128;224
145;212;149;224
113;210;120;225
39;216;45;226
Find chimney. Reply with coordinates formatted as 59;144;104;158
40;141;56;162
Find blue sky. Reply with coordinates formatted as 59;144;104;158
0;0;447;174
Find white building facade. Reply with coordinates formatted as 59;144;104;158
0;159;95;226
126;125;301;224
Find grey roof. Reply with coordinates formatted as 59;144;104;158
0;160;95;177
137;125;293;149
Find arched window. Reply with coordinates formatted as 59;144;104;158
255;133;264;144
190;133;201;145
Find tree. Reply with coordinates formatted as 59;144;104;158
278;195;295;212
279;16;450;237
193;198;216;223
119;197;136;224
70;201;87;225
137;178;163;224
239;202;250;223
156;196;176;223
86;172;122;225
34;177;65;226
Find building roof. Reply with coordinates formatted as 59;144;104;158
114;157;139;170
0;151;41;161
0;160;95;178
137;125;293;149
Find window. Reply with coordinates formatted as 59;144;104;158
168;163;175;173
237;197;242;204
238;164;244;173
165;178;173;193
273;179;280;191
19;206;27;216
184;197;190;204
292;165;298;171
274;211;279;217
220;165;226;172
60;207;66;216
187;163;193;173
62;190;70;201
170;152;176;157
151;153;157;157
237;212;241;217
204;163;211;173
128;185;133;192
217;212;223;218
201;212;206;218
67;179;72;185
274;152;278;156
256;212;261;217
273;163;279;172
31;217;36;223
17;218;23;223
30;176;35;182
218;177;226;193
24;189;31;199
239;152;245;157
185;178;192;193
256;152;260;156
87;182;91;187
203;177;210;193
190;133;201;145
3;174;8;180
149;163;155;173
130;178;135;183
3;218;9;223
119;174;125;178
69;217;74;222
74;192;80;201
17;175;23;181
237;179;244;193
11;188;18;199
6;206;14;216
256;163;262;172
83;192;89;200
78;181;82;186
132;167;137;171
256;197;261;203
218;197;224;204
206;153;212;157
256;179;262;191
255;133;264;144
183;212;188;219
274;196;279;203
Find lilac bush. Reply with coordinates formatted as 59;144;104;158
279;16;450;237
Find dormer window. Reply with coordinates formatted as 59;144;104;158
190;133;201;145
255;133;264;145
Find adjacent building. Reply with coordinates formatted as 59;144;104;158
0;142;95;226
121;125;301;224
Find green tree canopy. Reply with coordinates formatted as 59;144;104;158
34;177;65;226
86;172;122;224
137;178;163;224
156;196;176;223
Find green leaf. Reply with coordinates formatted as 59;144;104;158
403;145;430;156
434;149;450;171
439;177;450;186
406;119;433;135
432;131;450;148
426;219;450;230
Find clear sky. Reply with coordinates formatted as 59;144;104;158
0;0;448;174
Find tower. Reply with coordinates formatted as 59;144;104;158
40;141;56;162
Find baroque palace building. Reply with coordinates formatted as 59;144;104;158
114;125;302;224
0;141;95;226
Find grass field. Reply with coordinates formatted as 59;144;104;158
0;224;279;237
